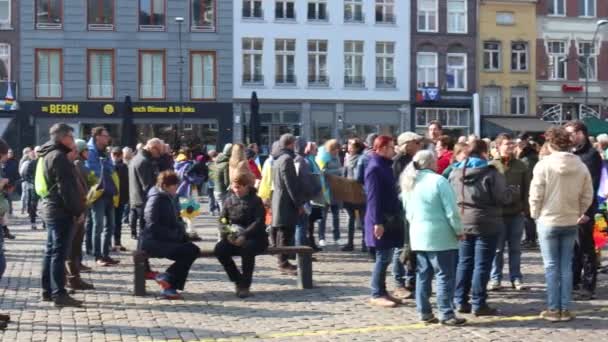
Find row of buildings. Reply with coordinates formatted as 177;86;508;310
1;0;608;153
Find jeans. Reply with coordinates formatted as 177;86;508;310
491;215;524;283
91;199;115;259
454;234;498;311
318;204;340;242
344;204;365;247
295;214;309;246
0;233;5;279
129;205;145;238
538;224;577;311
371;248;394;298
114;203;127;246
207;186;219;213
41;217;73;297
214;191;227;213
215;238;268;288
392;247;406;287
416;250;459;321
573;220;597;293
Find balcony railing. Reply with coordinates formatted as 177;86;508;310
275;74;297;86
308;75;329;87
191;85;216;99
376;77;396;88
139;85;165;99
88;84;114;98
344;76;365;87
243;74;264;85
36;83;62;98
242;7;264;19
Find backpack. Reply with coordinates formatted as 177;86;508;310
34;158;49;198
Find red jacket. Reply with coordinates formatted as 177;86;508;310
437;150;453;175
248;159;262;180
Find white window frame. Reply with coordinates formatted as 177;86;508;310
307;0;328;21
242;38;264;84
275;39;296;85
88;50;114;99
190;51;216;100
139;50;165;99
344;40;364;87
547;40;567;80
375;42;395;88
446;53;467;91
375;0;395;24
483;42;501;71
344;0;364;23
275;0;296;20
579;0;596;17
308;40;328;85
191;0;216;31
417;0;438;33
577;41;598;81
416;52;438;89
548;0;565;16
496;11;514;25
511;42;528;72
510;87;528;115
0;44;10;81
36;49;63;99
243;0;263;19
0;0;11;28
447;0;467;34
482;87;502;115
415;108;470;130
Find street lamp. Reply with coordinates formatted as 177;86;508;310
175;17;185;148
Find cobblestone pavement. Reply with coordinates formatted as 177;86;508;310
0;209;607;342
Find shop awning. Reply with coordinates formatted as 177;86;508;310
583;117;608;136
485;117;554;133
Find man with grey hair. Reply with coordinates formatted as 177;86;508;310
272;133;304;275
38;123;86;307
122;147;134;164
129;138;162;241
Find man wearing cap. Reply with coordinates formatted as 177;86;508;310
392;131;424;300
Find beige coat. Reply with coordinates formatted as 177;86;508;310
529;152;593;227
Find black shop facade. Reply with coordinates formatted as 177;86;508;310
19;101;233;152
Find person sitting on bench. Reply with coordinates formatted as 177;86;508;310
140;171;201;299
215;171;268;298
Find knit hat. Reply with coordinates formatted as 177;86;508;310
75;139;87;153
397;132;423;146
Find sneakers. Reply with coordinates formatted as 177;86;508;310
68;280;95;291
145;271;160;280
473;305;499;317
420;315;439;324
96;256;120;266
160;288;183;300
54;294;83;308
560;310;575;322
512;279;525;291
392;286;414;300
488;280;501;292
318;239;326;247
41;291;52;302
155;273;172;290
369;296;397;308
540;309;561;322
440;317;467;326
386;294;407;305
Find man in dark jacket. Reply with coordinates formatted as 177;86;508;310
39;123;86;307
565;120;602;300
272;134;304;274
293;137;319;247
111;147;129;251
129;138;162;239
1;149;18;217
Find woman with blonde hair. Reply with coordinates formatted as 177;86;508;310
229;144;253;182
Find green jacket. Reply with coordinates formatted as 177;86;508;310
212;154;230;194
489;158;530;217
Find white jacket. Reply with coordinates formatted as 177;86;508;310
529;152;593;227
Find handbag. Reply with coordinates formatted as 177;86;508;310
383;213;404;235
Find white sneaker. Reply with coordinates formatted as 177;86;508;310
319;239;326;247
488;280;501;291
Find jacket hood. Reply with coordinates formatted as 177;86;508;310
38;141;69;157
544;152;583;175
457;166;494;184
454;157;488;169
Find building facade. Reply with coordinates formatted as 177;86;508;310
232;0;410;151
0;0;20;147
410;0;477;137
18;0;233;150
536;0;608;124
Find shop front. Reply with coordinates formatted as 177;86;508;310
412;93;473;137
19;101;233;151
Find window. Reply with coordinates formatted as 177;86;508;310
191;52;216;100
483;42;501;71
416;108;470;132
416;52;437;88
88;50;114;99
447;0;466;33
511;42;528;71
496;12;514;25
0;44;9;80
376;42;395;88
308;40;328;86
243;0;263;19
344;0;364;23
375;0;395;24
447;53;467;91
417;0;437;32
579;0;595;17
482;87;501;115
275;39;296;85
548;0;565;16
0;0;10;28
36;0;63;29
344;41;364;87
510;87;528;115
243;38;263;84
191;0;215;31
307;0;328;21
276;1;295;20
578;41;597;80
547;41;566;80
139;0;165;30
139;50;165;99
36;49;62;98
88;0;114;30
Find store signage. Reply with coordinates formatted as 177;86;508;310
132;105;196;114
41;103;80;115
562;84;583;92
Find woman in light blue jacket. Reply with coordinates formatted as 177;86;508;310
400;150;465;326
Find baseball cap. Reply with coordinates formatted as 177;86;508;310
397;132;423;146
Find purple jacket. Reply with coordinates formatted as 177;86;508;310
364;153;403;249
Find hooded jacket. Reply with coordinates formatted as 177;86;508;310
38;141;86;221
529;152;594;227
212;153;230;194
449;157;512;236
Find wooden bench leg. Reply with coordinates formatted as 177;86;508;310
297;253;313;289
133;253;147;297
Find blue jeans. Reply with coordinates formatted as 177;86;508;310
91;198;115;259
416;250;458;321
318;204;340;242
454;234;498;311
491;215;524;283
344;204;365;246
0;232;5;279
371;248;394;298
537;224;577;311
295;213;309;246
392;247;406;287
41;217;73;297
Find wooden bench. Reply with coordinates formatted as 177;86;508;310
132;246;314;296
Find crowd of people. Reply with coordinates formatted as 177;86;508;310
0;117;605;329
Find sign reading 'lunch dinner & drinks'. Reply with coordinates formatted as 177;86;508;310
132;105;196;113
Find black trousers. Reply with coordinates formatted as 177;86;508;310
215;239;268;288
274;225;295;266
114;203;127;246
129;206;145;237
573;220;597;293
164;242;200;290
523;215;537;242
